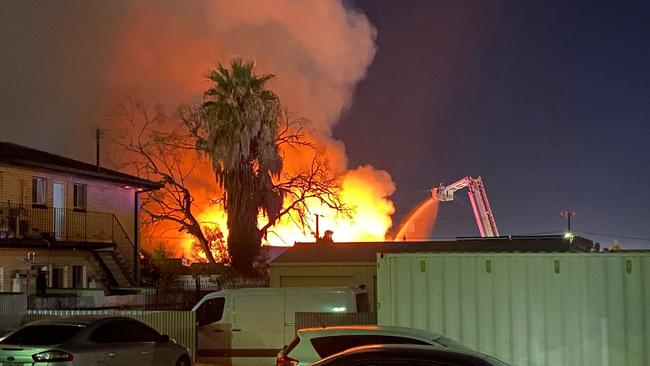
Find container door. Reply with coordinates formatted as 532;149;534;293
231;294;284;366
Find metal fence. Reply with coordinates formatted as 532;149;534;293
0;202;114;242
25;309;196;361
144;278;268;310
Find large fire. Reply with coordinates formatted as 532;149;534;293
101;0;397;261
176;164;395;260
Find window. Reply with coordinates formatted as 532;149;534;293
73;184;87;210
310;335;430;358
121;320;161;342
196;297;226;325
51;267;64;288
72;265;85;288
1;325;83;346
89;321;125;343
89;320;160;343
32;178;46;205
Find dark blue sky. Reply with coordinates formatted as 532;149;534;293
336;1;650;247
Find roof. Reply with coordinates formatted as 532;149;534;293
271;235;593;264
0;141;161;189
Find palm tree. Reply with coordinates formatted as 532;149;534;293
201;59;283;273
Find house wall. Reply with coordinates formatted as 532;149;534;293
270;262;378;312
0;248;105;292
0;163;136;241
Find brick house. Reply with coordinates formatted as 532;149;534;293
0;142;160;292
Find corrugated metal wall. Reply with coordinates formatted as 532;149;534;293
25;309;196;361
377;252;650;366
0;294;26;334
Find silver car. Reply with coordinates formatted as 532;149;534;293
277;325;472;366
0;316;191;366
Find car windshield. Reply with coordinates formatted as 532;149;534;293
0;325;83;346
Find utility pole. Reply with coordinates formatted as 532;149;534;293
314;214;321;240
561;210;575;232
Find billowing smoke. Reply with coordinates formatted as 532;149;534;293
103;1;397;254
104;0;376;173
1;0;396;254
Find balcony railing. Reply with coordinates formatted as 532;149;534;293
0;202;115;242
0;201;135;282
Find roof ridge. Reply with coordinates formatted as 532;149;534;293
0;141;161;189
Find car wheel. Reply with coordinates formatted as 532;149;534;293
175;354;191;366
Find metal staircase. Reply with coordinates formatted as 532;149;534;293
95;251;133;287
94;215;136;287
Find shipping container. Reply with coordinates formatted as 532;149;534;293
377;252;650;366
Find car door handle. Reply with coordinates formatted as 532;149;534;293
142;351;149;355
214;329;224;333
232;328;242;332
108;352;117;357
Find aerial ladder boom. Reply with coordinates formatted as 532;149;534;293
432;176;500;237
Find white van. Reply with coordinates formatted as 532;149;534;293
192;287;360;366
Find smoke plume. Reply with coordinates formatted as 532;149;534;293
1;0;397;254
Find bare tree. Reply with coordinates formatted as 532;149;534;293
109;99;218;264
111;97;348;271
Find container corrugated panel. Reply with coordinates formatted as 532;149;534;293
377;252;650;366
0;294;27;333
25;309;196;361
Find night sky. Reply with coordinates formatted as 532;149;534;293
338;1;650;248
1;1;648;248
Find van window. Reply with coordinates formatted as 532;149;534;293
196;297;226;325
310;335;430;358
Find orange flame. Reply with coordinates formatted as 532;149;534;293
103;1;395;261
174;164;395;259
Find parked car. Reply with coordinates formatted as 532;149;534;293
0;316;191;366
310;344;510;366
277;325;481;366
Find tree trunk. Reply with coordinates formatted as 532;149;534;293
187;220;217;264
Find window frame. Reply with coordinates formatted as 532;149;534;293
31;177;47;207
196;297;226;326
73;183;87;211
72;265;85;288
51;267;65;289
